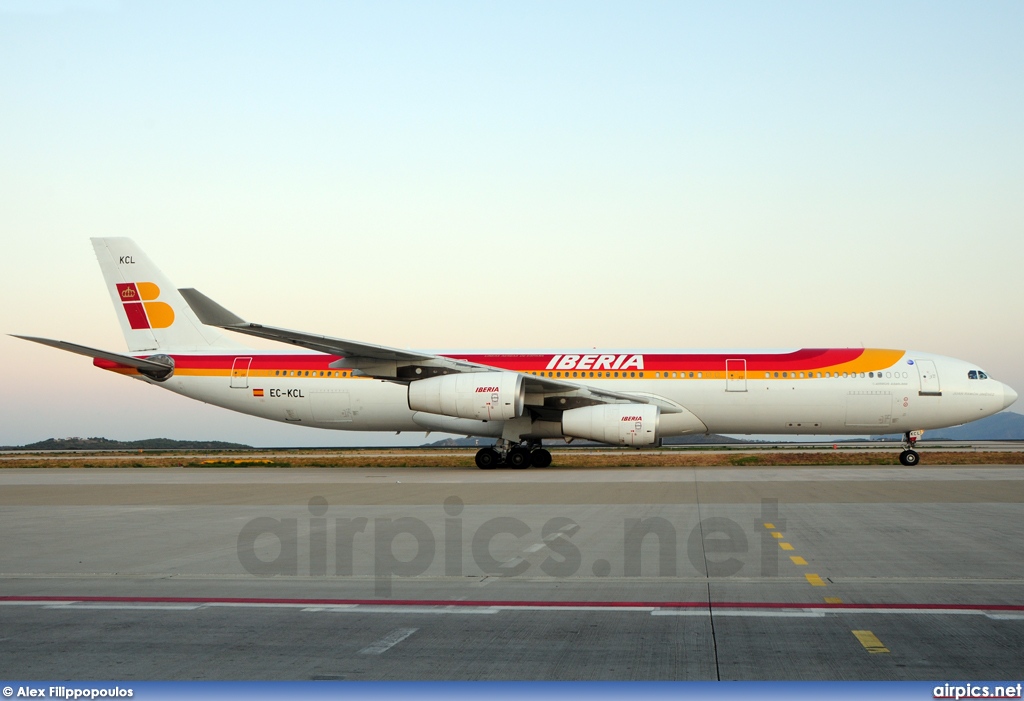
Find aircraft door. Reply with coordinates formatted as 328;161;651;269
230;357;252;389
726;359;747;392
915;359;941;396
310;390;353;422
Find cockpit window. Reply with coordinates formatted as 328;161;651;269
979;371;988;379
968;370;978;380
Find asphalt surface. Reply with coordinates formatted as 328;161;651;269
1;465;1023;680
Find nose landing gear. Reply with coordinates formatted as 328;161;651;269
475;440;552;469
899;431;921;466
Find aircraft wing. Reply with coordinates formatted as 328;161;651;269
179;288;682;414
179;288;479;374
11;335;174;379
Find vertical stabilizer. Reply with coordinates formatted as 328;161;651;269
92;238;242;352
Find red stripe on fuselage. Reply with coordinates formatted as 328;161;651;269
92;349;869;374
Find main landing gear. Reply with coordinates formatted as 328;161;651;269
899;431;921;466
475;440;552;469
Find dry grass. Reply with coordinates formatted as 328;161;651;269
1;449;1022;469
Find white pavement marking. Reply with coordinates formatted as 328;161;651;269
358;627;418;655
506;605;657;612
204;602;317;609
42;604;202;611
650;610;824;618
524;543;546;553
713;610;826;618
3;600;1023;620
815;607;1004;616
303;606;499;615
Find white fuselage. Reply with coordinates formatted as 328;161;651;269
108;348;1015;440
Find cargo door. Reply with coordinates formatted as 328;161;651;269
845;392;893;428
310;390;353;422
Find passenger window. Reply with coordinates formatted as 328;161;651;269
816;372;822;378
672;372;677;378
697;372;702;378
782;372;787;378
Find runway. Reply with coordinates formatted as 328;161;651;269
2;465;1023;680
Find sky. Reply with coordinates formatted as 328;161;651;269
1;1;1022;447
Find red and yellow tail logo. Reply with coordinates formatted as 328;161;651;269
115;282;174;329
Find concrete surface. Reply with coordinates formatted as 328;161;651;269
1;465;1022;680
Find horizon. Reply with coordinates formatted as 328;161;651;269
7;408;1022;450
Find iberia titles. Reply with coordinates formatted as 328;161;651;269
545;354;644;371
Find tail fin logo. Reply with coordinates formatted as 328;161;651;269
115;282;175;330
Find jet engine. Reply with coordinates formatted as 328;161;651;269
562;403;660;446
408;371;525;421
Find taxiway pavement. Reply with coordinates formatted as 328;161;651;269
1;465;1022;680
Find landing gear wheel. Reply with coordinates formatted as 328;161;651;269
475;448;501;469
530;448;552;468
899;449;920;466
508;447;532;469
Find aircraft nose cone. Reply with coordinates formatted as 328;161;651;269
1004;384;1019;410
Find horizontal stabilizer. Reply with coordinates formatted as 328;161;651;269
11;335;174;379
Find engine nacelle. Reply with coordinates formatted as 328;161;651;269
408;371;525;421
562;403;660;446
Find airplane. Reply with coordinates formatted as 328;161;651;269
14;238;1018;468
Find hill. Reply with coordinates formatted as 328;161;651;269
422;433;747;447
873;411;1024;442
1;437;252;451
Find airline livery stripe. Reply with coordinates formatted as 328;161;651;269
93;348;909;378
